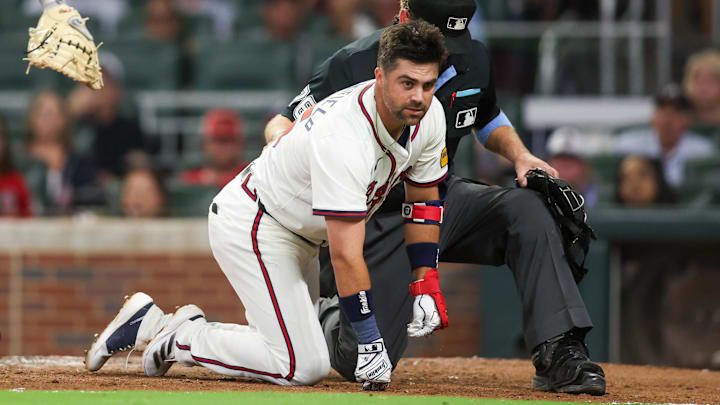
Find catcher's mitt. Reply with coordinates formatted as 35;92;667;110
522;168;596;283
24;4;103;90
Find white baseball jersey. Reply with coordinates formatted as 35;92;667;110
235;80;448;244
169;80;447;387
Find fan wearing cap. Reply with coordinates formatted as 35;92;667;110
546;127;599;209
263;0;606;396
616;83;716;186
181;109;249;189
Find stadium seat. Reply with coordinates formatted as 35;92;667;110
0;7;38;36
586;154;624;206
0;33;68;91
683;156;720;190
167;183;218;217
192;36;293;90
234;0;265;34
102;36;181;90
587;154;623;185
306;35;351;70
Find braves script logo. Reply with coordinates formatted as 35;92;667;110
358;291;371;314
447;17;468;31
366;183;387;212
365;181;377;201
455;107;477;128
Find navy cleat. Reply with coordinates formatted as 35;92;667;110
85;292;167;372
531;330;606;396
143;304;205;377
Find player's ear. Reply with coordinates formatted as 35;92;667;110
374;66;382;82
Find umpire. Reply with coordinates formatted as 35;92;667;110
264;0;606;396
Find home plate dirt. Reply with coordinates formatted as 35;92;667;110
1;356;719;404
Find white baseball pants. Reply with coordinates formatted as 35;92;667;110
174;174;330;385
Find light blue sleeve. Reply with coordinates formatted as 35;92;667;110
475;111;513;145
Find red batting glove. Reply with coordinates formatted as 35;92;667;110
407;268;449;337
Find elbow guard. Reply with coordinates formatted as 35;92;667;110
401;200;444;226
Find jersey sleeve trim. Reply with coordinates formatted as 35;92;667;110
312;209;367;217
476;110;512;145
405;171;449;188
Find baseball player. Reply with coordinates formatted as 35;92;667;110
263;0;606;396
86;20;450;391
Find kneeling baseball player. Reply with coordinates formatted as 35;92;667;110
85;20;449;390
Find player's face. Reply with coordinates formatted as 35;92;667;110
379;59;439;127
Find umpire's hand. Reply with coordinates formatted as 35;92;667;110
514;152;558;187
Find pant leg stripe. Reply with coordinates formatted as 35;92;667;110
181;209;296;381
194;354;284;378
175;341;285;378
251;208;296;381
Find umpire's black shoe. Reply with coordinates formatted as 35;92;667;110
531;330;606;396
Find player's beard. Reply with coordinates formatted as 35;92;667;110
386;97;428;127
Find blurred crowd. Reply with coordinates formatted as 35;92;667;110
0;71;250;217
2;0;720;218
476;47;720;210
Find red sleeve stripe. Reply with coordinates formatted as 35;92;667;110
405;171;449;187
313;209;367;217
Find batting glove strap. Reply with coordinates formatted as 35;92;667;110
408;269;449;330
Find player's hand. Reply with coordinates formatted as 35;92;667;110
407;268;448;337
355;338;391;391
514;152;558;188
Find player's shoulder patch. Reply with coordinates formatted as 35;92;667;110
440;147;448;168
293;95;317;120
289;85;318;119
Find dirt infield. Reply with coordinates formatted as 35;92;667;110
1;356;719;404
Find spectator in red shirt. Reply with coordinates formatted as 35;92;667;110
181;109;248;189
0;116;32;217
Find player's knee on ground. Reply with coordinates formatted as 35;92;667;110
331;351;357;383
289;350;331;386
